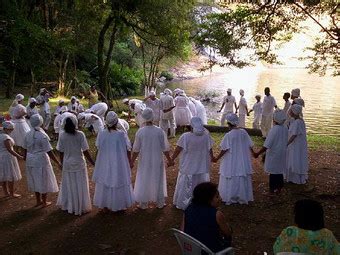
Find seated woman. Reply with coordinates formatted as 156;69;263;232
273;199;340;254
181;182;232;252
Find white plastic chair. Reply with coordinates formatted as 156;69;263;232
171;228;234;255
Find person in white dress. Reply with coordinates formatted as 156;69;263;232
36;88;52;131
9;94;31;148
144;91;161;126
117;118;130;133
254;110;288;194
23;114;61;207
174;90;192;127
291;88;304;107
76;100;85;113
160;89;176;138
248;94;262;129
286;104;308;184
53;106;68;139
92;111;134;212
282;92;291;114
218;88;237;126
190;97;207;125
89;102;108;122
213;113;254;205
237;89;249;128
122;98;143;121
78;112;104;135
131;108;173;209
26;97;39;127
260;87;277;138
54;100;65;116
171;117;214;210
188;97;197;117
0;121;23;197
56;115;95;215
67;96;78;112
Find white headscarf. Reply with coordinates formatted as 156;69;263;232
16;94;24;101
142;108;154;122
29;97;37;104
291;104;302;115
291;88;300;97
26;114;50;148
239;89;245;96
106;111;119;127
148;91;156;97
71;96;77;100
273;109;286;125
190;117;204;136
164;89;172;96
2;121;14;130
226;113;239;126
122;98;129;104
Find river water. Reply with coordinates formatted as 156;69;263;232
168;66;340;136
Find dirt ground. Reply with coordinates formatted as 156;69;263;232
0;147;339;254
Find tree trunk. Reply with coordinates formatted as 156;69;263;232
57;54;69;95
30;68;36;96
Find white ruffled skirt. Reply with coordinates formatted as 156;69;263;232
93;183;135;211
10;119;31;147
0;152;22;182
57;169;91;215
218;175;254;205
175;107;192;126
173;173;210;210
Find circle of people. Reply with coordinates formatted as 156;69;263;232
1;85;307;215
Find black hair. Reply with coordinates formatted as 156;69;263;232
294;199;325;231
192;182;218;206
64;117;76;134
264;87;270;92
284;92;291;98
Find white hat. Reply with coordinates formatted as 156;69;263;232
106;111;119;127
291;104;302;115
122;98;129;104
2;121;14;130
142;108;154;122
58;99;65;104
226;113;239;126
29;97;37;103
291;88;300;97
273;109;286;125
71;96;77;100
15;94;24;101
227;88;232;93
293;98;305;107
149;91;156;96
239;89;244;96
30;114;43;128
190;117;204;136
164;89;172;96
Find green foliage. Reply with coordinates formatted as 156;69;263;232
159;71;174;81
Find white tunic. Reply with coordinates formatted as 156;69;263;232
283;100;291;114
222;95;236;113
252;101;262;129
218;128;254;204
173;131;213;209
10;104;30;147
160;94;175;120
90;102;108;121
263;125;288;174
192;99;207;125
133;126;169;205
174;96;192;126
23;131;58;193
84;113;104;134
0;133;22;182
56;131;91;215
93;129;134;211
286;119;308;184
262;95;276;116
145;98;161;122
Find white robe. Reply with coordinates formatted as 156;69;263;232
238;97;247;128
90;102;108;121
192;99;207;125
84;113;104;134
10;104;30;147
174;96;192;126
23;131;58;193
133;126;169;207
56;131;91;215
252;101;262;129
145;98;161;123
173;131;213;210
93;129;134;211
286;119;308;184
0;133;22;182
218;128;254;204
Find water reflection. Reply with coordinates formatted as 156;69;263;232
168;67;340;136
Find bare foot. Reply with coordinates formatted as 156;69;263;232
10;193;21;198
42;201;52;207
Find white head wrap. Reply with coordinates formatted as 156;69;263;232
30;114;43;129
26;114;50;148
58;99;64;104
148;91;156;96
291;88;300;97
122;98;129;104
16;94;24;101
227;88;232;93
71;96;77;100
2;121;14;130
226;113;239;126
178;89;185;96
40;88;46;93
290;104;302;115
190;117;205;136
142;108;154;122
29;97;37;104
239;89;245;96
273;109;286;125
164;88;172;96
293;98;305;107
77;112;86;120
106;111;119;127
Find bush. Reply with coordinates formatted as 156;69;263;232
160;71;174;81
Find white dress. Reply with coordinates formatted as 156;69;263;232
192;99;207;125
133;126;169;207
188;99;197;117
56;131;91;215
261;95;276;137
84;113;104;134
93;129;134;211
26;106;39;127
145;98;161;124
0;133;22;182
286;119;308;184
23;131;58;193
173;131;213;210
218;128;254;204
174;96;192;126
10;104;31;147
90;102;108;121
252;102;262;129
238;97;247;128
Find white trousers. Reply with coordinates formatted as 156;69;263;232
220;112;232;126
160;118;176;137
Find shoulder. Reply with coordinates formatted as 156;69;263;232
76;130;86;138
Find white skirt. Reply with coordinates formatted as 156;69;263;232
218;175;254;205
285;171;308;184
57;169;91;215
0;152;22;182
11;119;31;147
26;153;58;193
175;107;192;126
173;173;210;210
93;183;135;211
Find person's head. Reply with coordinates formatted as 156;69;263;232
90;85;96;92
226;113;239;128
106;111;119;130
239;89;245;97
122;98;129;106
29;98;37;108
294;199;324;231
291;88;300;99
192;182;220;208
289;104;302;119
58;100;65;107
273;109;286;125
64;116;78;134
71;96;76;104
264;87;270;96
283;92;290;101
227;88;232;96
2;121;14;134
40;88;46;95
142;108;154;124
149;91;156;100
255;94;261;102
164;88;172;96
16;94;24;104
190;117;204;136
30;114;43;129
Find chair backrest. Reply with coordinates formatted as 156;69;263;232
171;228;214;255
